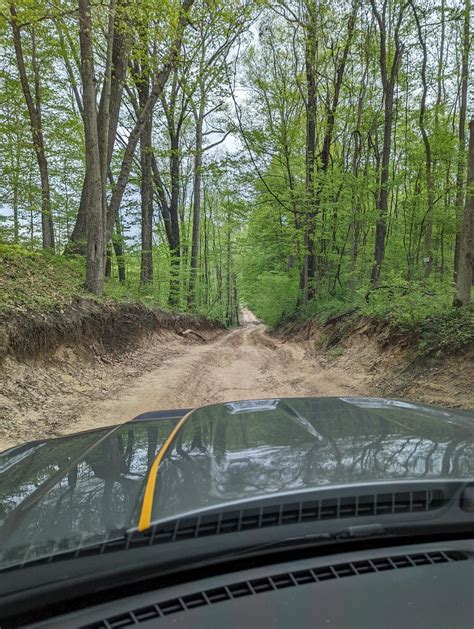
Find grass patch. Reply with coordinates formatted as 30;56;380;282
328;345;345;358
0;244;170;314
0;244;85;312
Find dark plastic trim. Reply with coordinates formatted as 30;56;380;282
81;549;468;628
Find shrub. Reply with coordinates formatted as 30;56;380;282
358;272;453;327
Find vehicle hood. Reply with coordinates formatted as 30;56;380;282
0;397;473;566
150;397;474;522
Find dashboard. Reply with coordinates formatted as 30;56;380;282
25;539;474;629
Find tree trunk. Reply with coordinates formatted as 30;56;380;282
113;214;126;282
137;68;154;285
160;67;185;308
9;7;55;249
300;0;318;304
411;0;434;278
105;242;112;278
454;118;474;306
167;131;181;307
188;98;204;309
369;0;405;285
140;116;154;285
454;0;470;279
78;0;105;294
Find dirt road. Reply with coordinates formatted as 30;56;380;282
69;315;358;435
0;311;359;450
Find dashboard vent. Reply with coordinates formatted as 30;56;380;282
141;488;446;545
83;550;467;628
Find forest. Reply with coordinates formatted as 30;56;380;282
0;0;473;330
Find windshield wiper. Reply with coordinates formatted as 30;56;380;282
222;524;387;558
209;520;474;564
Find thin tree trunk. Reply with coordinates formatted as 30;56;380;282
140;112;154;284
454;118;474;306
135;59;154;285
411;1;434;278
188;96;204;309
112;214;126;283
300;0;318;304
105;242;112;278
12;143;20;242
454;0;470;279
9;6;55;249
369;0;405;285
168;131;181;307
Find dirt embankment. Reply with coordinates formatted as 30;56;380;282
0;300;223;450
275;315;474;410
0;298;221;362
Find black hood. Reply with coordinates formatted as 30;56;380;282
0;397;473;569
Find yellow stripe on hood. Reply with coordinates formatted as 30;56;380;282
138;409;194;532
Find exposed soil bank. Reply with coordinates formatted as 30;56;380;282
275;315;474;410
0;300;224;450
0;298;222;361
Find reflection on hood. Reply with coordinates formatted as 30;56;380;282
152;397;474;521
0;397;473;569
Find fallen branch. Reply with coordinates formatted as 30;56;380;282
181;329;207;342
324;307;359;326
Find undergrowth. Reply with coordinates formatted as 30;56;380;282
295;272;473;356
0;244;85;312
